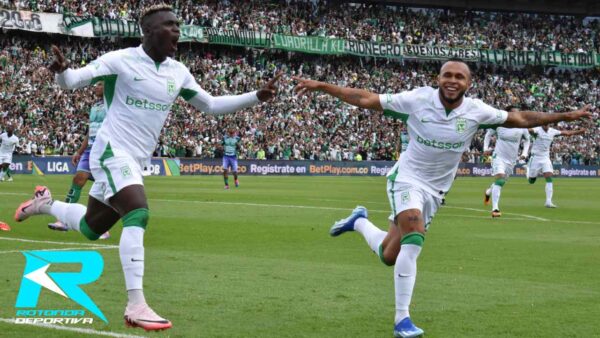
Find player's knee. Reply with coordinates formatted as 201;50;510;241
401;232;425;247
528;177;537;184
545;177;553;183
122;208;150;229
80;217;101;241
494;178;506;186
73;174;87;187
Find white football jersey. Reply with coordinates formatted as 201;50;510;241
56;45;258;165
530;127;561;158
0;132;19;154
485;127;530;163
381;87;508;196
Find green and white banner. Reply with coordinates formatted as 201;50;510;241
4;10;598;68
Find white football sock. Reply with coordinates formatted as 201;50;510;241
49;201;86;232
395;244;422;323
492;184;502;210
545;182;553;203
120;226;145;296
485;183;493;196
354;218;387;254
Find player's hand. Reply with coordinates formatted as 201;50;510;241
257;72;282;102
565;104;592;121
292;76;322;96
48;45;68;74
72;153;82;166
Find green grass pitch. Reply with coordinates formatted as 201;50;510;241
0;175;599;337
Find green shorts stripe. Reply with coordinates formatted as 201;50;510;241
99;143;117;194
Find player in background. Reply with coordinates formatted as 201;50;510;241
0;124;19;182
222;127;241;189
48;83;110;240
15;4;280;331
293;59;592;338
527;125;585;208
483;106;531;217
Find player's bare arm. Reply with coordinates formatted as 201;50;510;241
558;129;585;137
503;104;592;128
72;136;88;166
292;77;382;111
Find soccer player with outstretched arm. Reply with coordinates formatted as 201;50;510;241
293;58;592;338
527;125;585;208
483;105;531;217
15;4;280;331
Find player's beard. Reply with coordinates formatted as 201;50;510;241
440;89;466;105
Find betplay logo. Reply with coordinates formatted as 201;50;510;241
15;251;107;324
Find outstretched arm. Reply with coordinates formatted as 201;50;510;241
557;129;585;137
184;73;281;115
502;105;592;128
50;45;112;89
292;77;382;111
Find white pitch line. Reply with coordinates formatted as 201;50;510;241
0;237;117;248
0;246;117;254
0;318;146;338
150;198;600;225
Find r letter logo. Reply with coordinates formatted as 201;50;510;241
15;251;107;323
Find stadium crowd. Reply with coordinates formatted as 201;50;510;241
1;30;599;165
1;0;599;53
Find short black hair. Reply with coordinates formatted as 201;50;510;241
140;4;173;31
443;57;471;77
505;105;518;112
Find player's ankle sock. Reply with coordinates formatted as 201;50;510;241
545;182;553;202
394;233;424;323
224;177;229;186
6;168;11;178
65;184;82;203
120;210;148;294
49;201;87;232
127;289;147;306
354;218;387;253
492;184;502;210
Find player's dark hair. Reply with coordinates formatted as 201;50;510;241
140;4;173;32
505;105;517;112
443;57;471;77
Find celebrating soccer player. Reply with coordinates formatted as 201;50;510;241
483;106;531;217
293;58;592;338
527;125;585;208
15;4;280;331
0;124;19;182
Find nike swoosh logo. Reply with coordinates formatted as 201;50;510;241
131;258;144;262
21;205;30;213
133;77;146;81
420;119;432;123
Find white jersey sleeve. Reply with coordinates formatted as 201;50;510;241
55;51;118;89
470;99;508;128
483;129;496;152
179;68;259;116
550;128;562;137
379;87;430;122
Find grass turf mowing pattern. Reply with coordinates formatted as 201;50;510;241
0;175;599;337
